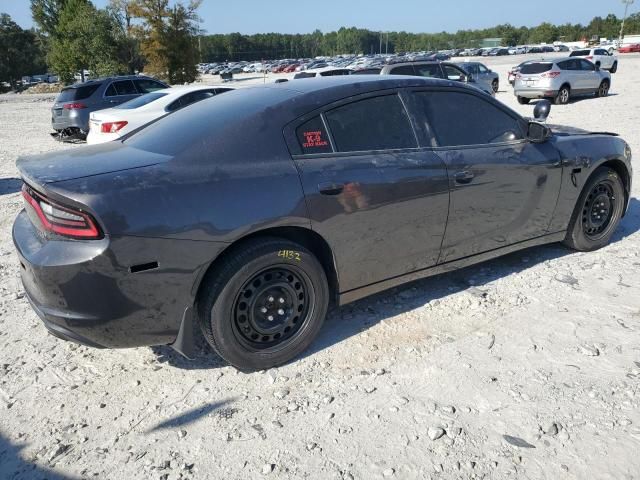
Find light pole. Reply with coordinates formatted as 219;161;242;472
619;0;635;45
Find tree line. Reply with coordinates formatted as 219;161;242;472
200;14;640;62
2;5;640;89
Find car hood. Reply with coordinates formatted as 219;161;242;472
549;124;619;137
17;141;170;185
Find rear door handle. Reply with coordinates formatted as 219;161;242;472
454;171;475;184
318;182;344;195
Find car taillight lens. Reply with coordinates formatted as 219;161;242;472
586;56;593;60
101;121;128;133
22;184;101;239
541;71;561;78
63;102;87;109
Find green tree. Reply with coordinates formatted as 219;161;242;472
48;0;124;83
0;13;47;89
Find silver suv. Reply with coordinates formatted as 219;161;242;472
51;75;168;141
514;58;611;105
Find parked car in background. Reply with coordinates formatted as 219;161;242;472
514;58;611;105
51;76;168;141
619;43;640;53
292;68;351;79
379;61;494;95
87;85;235;145
454;61;500;93
508;60;534;85
570;48;618;72
14;76;632;370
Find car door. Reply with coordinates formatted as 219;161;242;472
405;88;562;262
577;59;600;91
287;92;450;291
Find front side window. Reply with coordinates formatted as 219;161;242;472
325;95;416;152
135;79;166;93
478;64;489;73
442;65;466;81
579;59;595;71
413;91;523;147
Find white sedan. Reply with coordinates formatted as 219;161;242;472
87;85;235;144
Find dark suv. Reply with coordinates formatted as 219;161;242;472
51;75;168;140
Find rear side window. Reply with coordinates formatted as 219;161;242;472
570;50;590;57
296;116;332;154
325;95;416;152
351;68;382;75
595;49;607;56
135;79;166;93
109;80;137;95
520;63;553;74
389;65;416;75
413;91;523;147
57;84;100;101
414;64;441;78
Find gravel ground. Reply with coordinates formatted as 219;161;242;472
1;53;640;480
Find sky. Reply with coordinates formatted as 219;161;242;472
1;0;637;34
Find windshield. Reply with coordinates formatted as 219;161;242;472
520;63;553;74
115;92;168;109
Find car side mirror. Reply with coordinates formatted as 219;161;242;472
527;121;551;143
533;99;551;121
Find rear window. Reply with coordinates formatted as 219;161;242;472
570;50;591;57
520;63;553;74
324;95;416;152
115;92;167;109
57;84;100;102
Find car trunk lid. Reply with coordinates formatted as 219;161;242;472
17;141;170;186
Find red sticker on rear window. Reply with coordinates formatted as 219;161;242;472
302;131;329;149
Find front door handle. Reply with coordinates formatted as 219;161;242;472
318;182;344;195
454;171;475;184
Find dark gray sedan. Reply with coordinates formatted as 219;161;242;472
14;76;632;370
51;75;168;140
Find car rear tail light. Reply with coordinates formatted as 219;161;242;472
101;121;128;133
541;71;561;78
22;184;101;239
586;56;593;60
63;102;87;109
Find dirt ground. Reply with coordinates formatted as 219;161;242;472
1;53;640;480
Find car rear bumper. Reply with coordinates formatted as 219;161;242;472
51;108;90;131
514;87;558;99
86;130;120;145
12;209;223;350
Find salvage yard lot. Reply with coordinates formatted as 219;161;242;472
1;53;640;479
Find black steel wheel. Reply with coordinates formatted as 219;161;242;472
198;238;329;371
564;167;625;251
232;267;313;351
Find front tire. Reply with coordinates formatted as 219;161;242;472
492;79;499;93
563;167;625;252
198;238;329;371
610;61;618;73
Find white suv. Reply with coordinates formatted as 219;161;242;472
570;48;618;73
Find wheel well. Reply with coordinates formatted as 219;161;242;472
195;227;339;306
601;159;631;214
560;83;571;92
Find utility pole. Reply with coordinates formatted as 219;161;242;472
379;32;382;54
619;0;635;45
386;32;389;54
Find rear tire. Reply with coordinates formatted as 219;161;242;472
563;167;625;252
555;85;570;105
517;96;530;105
197;238;329;371
596;80;610;98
